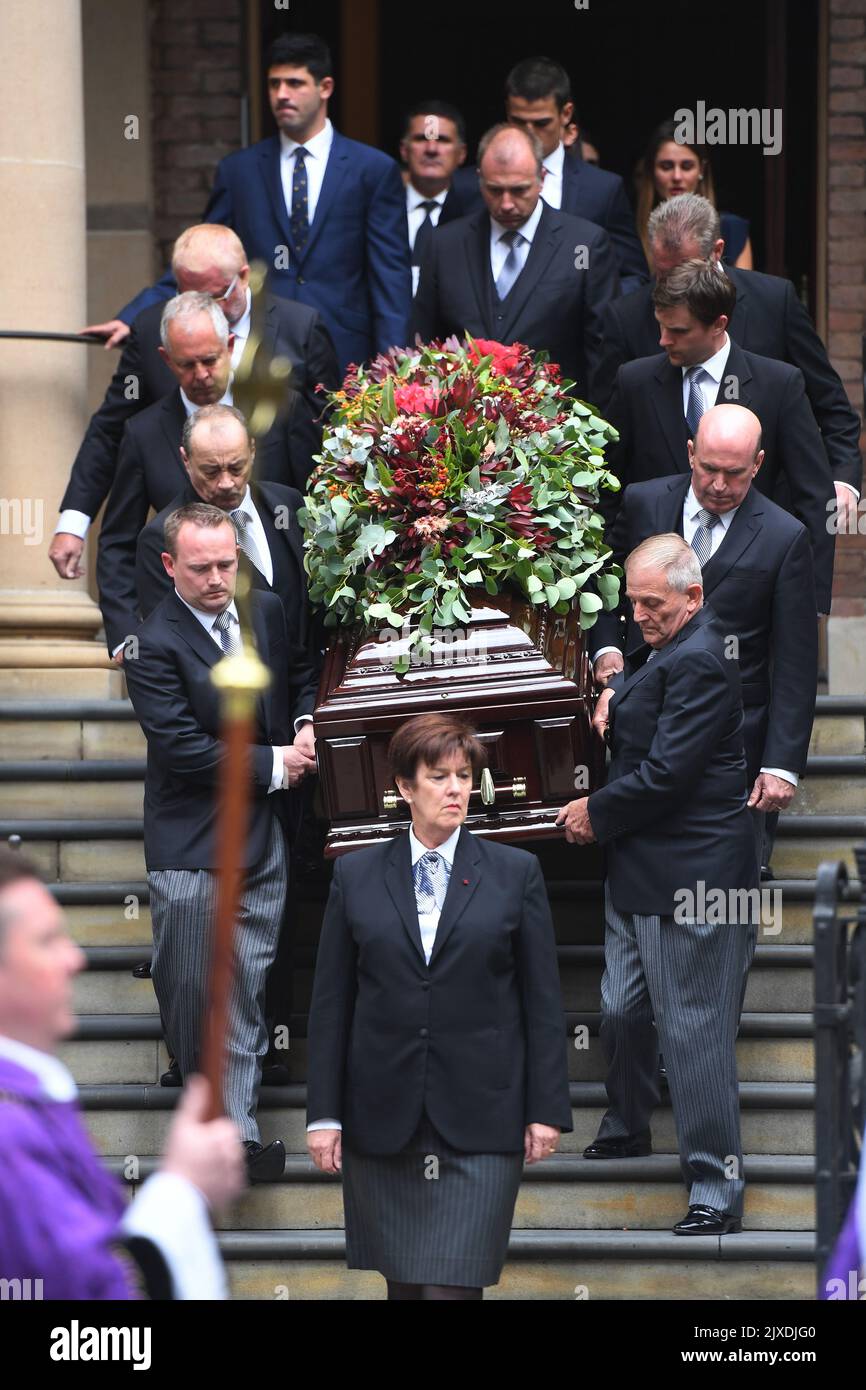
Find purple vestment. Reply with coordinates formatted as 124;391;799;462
0;1056;138;1299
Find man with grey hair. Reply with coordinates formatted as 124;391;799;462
410;122;619;390
557;533;758;1236
592;192;862;522
96;292;318;657
52;222;337;582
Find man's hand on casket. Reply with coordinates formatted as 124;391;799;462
556;797;597;845
592;688;615;741
593;650;624;686
282;741;317;787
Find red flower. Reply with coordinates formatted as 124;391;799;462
467;339;524;375
394;382;442;415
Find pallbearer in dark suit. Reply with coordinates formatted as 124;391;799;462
124;504;318;1184
135;404;320;1086
558;536;759;1235
306;714;571;1300
590;405;818;875
604;259;836;611
411;124;619;393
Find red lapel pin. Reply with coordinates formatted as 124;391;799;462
463;879;469;886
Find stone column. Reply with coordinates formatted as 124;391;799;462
0;0;114;696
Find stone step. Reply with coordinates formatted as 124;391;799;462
224;1248;815;1300
79;1082;815;1158
772;816;866;879
808;697;866;756
70;953;818;1017
55;877;860;947
105;1153;814;1233
797;756;866;814
0;699;144;761
61;1018;815;1086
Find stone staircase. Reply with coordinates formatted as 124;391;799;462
1;695;863;1300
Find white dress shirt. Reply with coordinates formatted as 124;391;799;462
230;485;273;586
0;1034;227;1300
307;823;462;1134
406;183;449;294
174;591;284;792
229;287;252;369
180;382;233;417
489;197;545;282
539;140;565;210
681;335;731;417
280;118;334;226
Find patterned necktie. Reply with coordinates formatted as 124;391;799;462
684;365;710;438
290;147;310;252
413;851;449;914
230;508;266;577
691;507;720;566
495;229;524;300
212;607;240;655
412;200;438;267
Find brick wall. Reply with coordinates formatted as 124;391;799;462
829;0;866;615
149;0;244;264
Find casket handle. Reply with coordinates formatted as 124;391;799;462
383;776;527;813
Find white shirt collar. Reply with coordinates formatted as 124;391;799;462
0;1033;77;1102
407;183;449;211
179;382;233;418
409;824;462;867
682;333;730;385
174;590;239;635
543;141;565;179
231;485;254;520
280;117;333;162
685;483;739;529
490;196;545;246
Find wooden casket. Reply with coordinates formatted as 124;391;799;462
313;590;604;856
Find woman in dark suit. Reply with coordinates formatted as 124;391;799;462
306;713;572;1301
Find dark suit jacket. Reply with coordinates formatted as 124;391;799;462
96;390;318;653
60;297;339;522
410;203;619;392
136;479;313;651
118;131;412;374
450;150;648;293
123;589;315;871
589;476;818;780
306;828;572;1154
588;607;759;916
604;341;836;611
591;264;863;495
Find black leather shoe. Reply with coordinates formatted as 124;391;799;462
243;1139;286;1183
673;1204;742;1235
261;1060;291;1086
583;1133;652;1159
159;1059;182;1087
760;864;774;882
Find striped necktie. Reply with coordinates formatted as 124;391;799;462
230;508;266;578
212;607;240;655
684;365;708;438
691;507;720;566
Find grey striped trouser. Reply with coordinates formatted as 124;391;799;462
148;818;287;1143
596;884;753;1216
